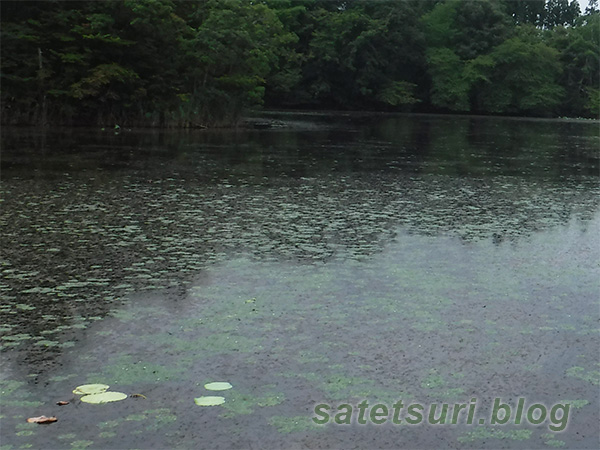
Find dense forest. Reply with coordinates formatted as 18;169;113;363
1;0;599;127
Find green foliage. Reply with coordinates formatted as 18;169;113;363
70;63;139;99
548;13;599;116
423;0;510;59
481;26;565;115
422;0;461;48
504;0;547;26
584;87;600;117
180;0;298;125
426;48;471;111
376;81;420;106
544;0;581;28
422;0;512;113
302;2;427;109
0;0;596;124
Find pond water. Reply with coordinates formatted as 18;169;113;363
1;113;599;449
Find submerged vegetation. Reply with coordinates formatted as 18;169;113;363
1;0;599;127
0;112;598;447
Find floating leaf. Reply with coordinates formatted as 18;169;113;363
80;392;128;404
194;396;225;406
27;416;58;424
56;401;69;406
204;382;233;391
73;384;109;395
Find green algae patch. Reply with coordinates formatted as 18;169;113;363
1;334;32;342
542;434;566;448
34;339;59;347
124;414;147;422
257;393;285;407
565;366;600;385
268;415;315;434
69;440;94;450
16;430;35;437
141;408;178;429
220;390;285;418
220;392;259;416
421;371;446;389
48;374;78;383
558;399;589;409
97;420;120;430
457;428;532;443
0;380;44;408
57;433;77;441
99;356;182;384
98;431;117;439
0;380;26;397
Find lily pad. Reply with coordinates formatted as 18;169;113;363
194;396;225;406
73;384;109;395
204;382;233;391
80;392;128;404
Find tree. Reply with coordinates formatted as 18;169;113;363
548;13;600;116
421;0;508;112
544;0;581;28
585;0;599;15
0;0;590;124
425;48;470;111
422;0;510;60
178;0;298;125
480;26;564;115
504;0;546;25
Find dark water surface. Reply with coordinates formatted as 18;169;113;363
1;113;599;449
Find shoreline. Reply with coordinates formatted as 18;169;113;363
2;110;598;134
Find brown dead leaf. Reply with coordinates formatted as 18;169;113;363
27;416;58;424
56;401;69;406
130;393;147;399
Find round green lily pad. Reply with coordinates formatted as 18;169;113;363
194;396;225;406
80;392;128;404
73;384;109;395
204;382;233;391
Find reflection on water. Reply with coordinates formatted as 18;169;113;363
0;114;598;449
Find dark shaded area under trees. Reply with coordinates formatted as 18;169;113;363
1;0;598;127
